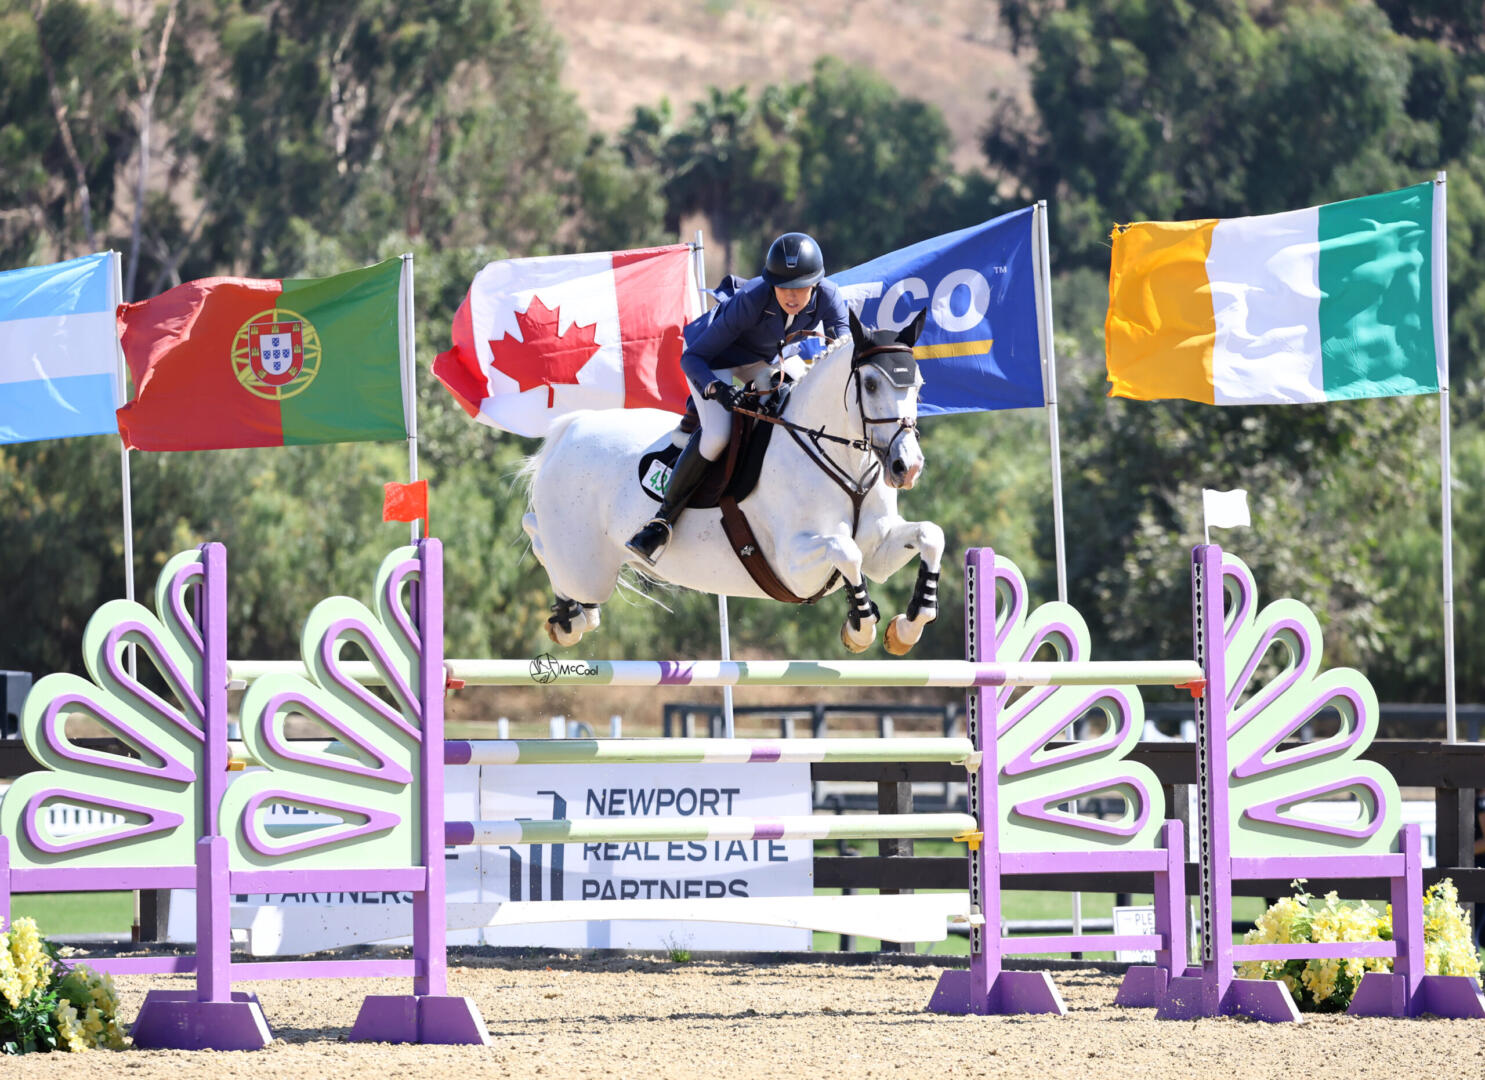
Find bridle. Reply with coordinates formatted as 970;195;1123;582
729;338;921;515
849;342;921;467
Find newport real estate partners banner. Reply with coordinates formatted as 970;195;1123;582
168;762;813;952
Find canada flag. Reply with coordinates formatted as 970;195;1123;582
433;245;700;437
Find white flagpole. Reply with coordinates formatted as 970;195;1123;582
691;229;735;739
1033;201;1079;943
110;251;137;677
111;248;142;942
400;253;421;543
1033;201;1069;604
1434;172;1456;743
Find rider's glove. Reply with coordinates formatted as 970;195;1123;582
705;381;745;412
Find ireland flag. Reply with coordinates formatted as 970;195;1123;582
116;259;408;451
1105;182;1446;405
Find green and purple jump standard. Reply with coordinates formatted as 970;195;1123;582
928;549;1189;1016
0;542;490;1049
1154;547;1485;1021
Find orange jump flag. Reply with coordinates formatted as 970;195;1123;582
383;479;428;536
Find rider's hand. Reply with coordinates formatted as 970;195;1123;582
705;381;745;412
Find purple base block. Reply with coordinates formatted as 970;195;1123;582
927;970;979;1015
1348;972;1408;1018
1155;976;1207;1020
1413;975;1485;1019
928;970;1066;1016
350;995;491;1045
1223;978;1302;1023
131;990;273;1051
1113;965;1168;1008
1157;976;1301;1022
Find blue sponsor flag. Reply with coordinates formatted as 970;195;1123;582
834;207;1044;415
0;252;121;445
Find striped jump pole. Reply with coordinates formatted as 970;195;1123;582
450;737;975;766
444;812;979;847
227;657;1204;690
230;737;978;772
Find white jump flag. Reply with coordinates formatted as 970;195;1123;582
1202;488;1250;543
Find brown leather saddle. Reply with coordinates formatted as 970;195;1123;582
635;397;774;510
633;387;839;605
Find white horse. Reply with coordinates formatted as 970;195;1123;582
521;310;944;654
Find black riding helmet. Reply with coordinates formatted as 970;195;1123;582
762;232;825;288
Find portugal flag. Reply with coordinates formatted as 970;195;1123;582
433;245;699;437
116;259;408;451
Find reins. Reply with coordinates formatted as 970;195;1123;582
728;404;870;451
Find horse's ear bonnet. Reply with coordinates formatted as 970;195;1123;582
854;326;920;387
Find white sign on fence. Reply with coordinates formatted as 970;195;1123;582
475;762;812;950
165;761;813;954
1112;904;1157;963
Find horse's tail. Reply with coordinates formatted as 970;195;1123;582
517;412;585;559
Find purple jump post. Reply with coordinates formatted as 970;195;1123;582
930;548;1185;1016
133;544;272;1051
350;539;490;1045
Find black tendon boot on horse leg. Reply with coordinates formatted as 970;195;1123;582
841;578;881;654
546;597;601;646
626;433;710;566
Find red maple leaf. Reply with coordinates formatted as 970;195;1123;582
487;296;601;407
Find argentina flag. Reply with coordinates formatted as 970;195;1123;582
835;207;1044;415
0;252;121;444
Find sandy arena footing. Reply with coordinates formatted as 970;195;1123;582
8;954;1485;1079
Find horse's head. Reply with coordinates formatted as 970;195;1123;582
847;307;926;489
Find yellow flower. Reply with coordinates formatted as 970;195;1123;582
53;1000;89;1053
5;918;52;1003
0;932;21;1009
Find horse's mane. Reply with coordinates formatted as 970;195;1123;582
789;332;855;389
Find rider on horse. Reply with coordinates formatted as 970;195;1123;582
625;231;851;565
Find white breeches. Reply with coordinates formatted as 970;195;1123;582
690;361;773;461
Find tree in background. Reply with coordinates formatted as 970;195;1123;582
622;57;1001;277
0;0;674;678
0;0;138;266
984;0;1485;705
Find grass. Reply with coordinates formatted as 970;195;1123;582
10;892;134;937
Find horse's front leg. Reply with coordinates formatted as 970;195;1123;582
860;515;945;656
782;530;879;653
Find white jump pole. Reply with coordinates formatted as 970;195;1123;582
691;228;735;739
228;656;1204;689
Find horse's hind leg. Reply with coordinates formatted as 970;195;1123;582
525;508;621;648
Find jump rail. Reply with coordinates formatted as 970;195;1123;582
226;658;1205;688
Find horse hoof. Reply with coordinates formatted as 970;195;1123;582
884;615;917;656
841;621;875;654
545;621;583;648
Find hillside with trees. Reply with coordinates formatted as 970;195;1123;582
1;0;1482;715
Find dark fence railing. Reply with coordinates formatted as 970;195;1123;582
809;742;1485;906
665;700;1485;743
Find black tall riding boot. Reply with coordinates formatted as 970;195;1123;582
626;434;711;565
